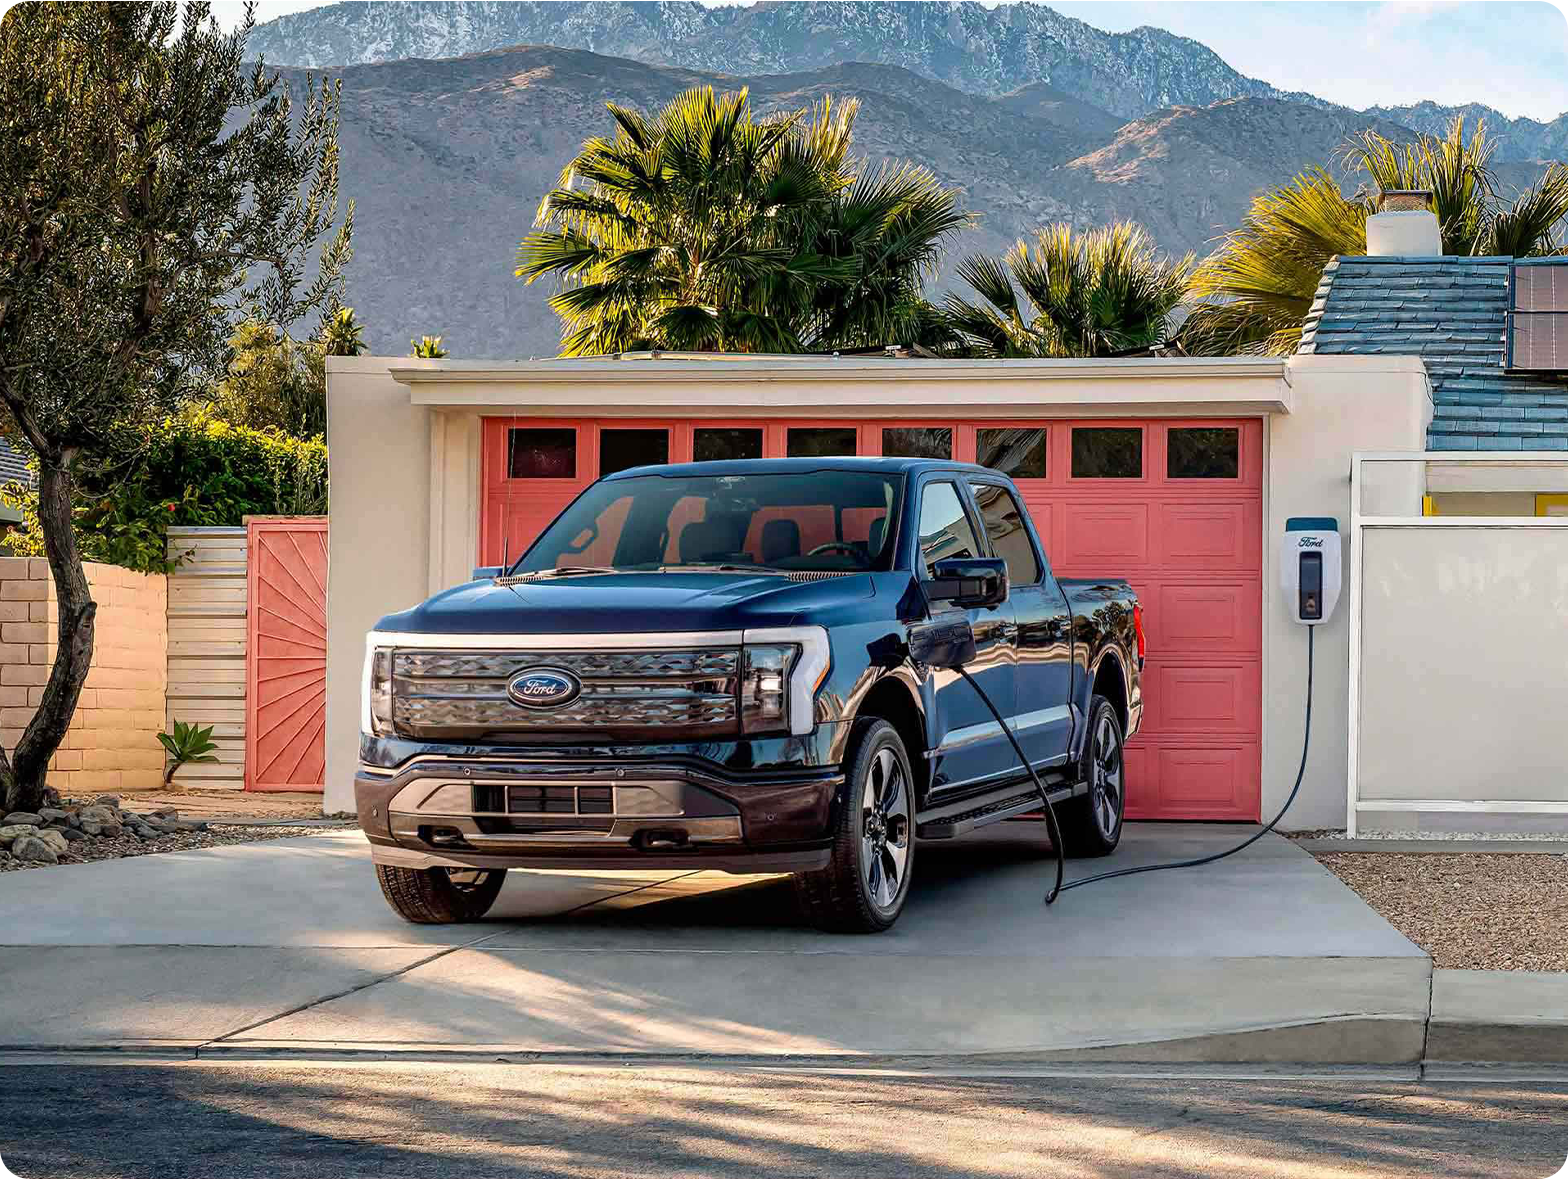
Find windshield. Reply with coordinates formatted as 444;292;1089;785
513;470;901;575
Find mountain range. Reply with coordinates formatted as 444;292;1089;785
246;3;1564;359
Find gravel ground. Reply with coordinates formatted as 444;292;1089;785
0;825;333;873
1317;851;1568;970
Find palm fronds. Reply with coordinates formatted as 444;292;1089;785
515;86;967;356
943;222;1193;358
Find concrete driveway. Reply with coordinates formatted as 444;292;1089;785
0;824;1431;1063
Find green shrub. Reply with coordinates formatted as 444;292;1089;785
2;412;328;574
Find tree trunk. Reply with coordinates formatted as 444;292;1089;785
0;458;96;813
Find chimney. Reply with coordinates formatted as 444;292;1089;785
1366;188;1443;256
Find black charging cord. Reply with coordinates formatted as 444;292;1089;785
955;666;1066;905
1058;625;1315;895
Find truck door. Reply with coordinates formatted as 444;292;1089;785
914;478;1019;791
968;480;1074;768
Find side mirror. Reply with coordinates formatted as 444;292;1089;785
926;556;1008;610
472;566;503;581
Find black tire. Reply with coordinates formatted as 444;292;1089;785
793;717;915;933
375;864;507;924
1058;695;1126;858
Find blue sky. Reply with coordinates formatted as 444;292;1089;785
30;1;1568;121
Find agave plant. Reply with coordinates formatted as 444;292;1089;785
158;720;220;790
941;222;1194;359
516;86;968;355
410;335;447;358
321;306;369;357
1186;117;1568;356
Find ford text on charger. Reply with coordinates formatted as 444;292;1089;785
357;457;1143;932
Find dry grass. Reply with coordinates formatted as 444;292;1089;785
1317;851;1568;971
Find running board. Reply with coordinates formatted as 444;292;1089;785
916;782;1086;840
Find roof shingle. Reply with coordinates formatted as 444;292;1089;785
1296;255;1568;450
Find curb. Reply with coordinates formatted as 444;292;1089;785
1300;838;1568;855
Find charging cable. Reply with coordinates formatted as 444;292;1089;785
1059;626;1314;896
955;666;1066;905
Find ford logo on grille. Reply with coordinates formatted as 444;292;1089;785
506;667;582;710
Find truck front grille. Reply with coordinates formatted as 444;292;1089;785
390;647;741;740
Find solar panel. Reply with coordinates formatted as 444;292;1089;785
1513;261;1568;312
1507;260;1568;372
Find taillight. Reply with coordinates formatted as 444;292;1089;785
1132;604;1146;666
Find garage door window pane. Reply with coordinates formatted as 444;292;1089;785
1071;427;1142;478
977;428;1046;478
917;481;981;578
508;428;576;479
600;429;669;477
788;427;857;457
883;427;952;459
694;427;763;462
1168;427;1239;479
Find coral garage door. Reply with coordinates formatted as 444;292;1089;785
480;417;1263;820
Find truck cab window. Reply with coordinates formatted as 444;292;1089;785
969;482;1041;584
917;481;980;578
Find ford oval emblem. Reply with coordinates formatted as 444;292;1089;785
506;667;582;710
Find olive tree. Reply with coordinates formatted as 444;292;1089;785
0;2;351;810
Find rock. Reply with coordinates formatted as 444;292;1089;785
38;807;69;824
149;807;179;820
59;827;86;842
131;824;157;839
0;824;39;845
11;834;58;864
2;812;42;827
77;804;117;824
65;813;81;829
94;794;120;808
32;828;68;855
41;786;62;807
79;820;123;838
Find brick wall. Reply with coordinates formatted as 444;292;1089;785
0;558;168;795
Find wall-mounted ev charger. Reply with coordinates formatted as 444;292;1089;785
1282;517;1342;626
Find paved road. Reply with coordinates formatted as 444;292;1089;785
3;1062;1565;1178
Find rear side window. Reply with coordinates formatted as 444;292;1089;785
969;482;1041;585
916;481;981;579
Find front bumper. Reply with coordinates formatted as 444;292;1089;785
355;751;841;874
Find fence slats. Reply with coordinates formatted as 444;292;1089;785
166;527;248;789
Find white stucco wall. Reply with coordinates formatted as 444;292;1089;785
1260;356;1431;829
323;353;1432;828
324;358;433;814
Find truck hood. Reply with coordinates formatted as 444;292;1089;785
374;571;875;636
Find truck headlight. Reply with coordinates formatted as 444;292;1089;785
740;627;830;737
740;644;796;734
363;646;394;736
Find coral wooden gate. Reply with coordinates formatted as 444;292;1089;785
244;518;328;792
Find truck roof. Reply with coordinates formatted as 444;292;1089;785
601;456;998;480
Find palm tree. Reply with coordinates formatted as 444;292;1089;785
515;86;968;356
1186;117;1568;355
941;222;1194;358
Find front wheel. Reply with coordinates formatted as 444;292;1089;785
793;718;915;933
375;864;506;924
1059;695;1125;858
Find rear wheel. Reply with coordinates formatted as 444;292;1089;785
793;718;914;933
375;864;506;924
1059;695;1125;858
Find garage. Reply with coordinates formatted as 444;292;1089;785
477;413;1263;821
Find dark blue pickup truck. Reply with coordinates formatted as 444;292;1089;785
357;457;1143;932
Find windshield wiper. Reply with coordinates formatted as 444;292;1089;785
501;565;621;580
657;563;787;575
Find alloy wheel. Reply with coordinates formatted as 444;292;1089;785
1090;711;1124;840
860;745;911;910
